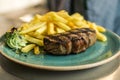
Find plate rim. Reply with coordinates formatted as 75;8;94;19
0;30;120;71
0;50;120;71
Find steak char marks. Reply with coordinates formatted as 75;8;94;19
44;28;96;55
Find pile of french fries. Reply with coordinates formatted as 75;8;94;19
18;10;107;54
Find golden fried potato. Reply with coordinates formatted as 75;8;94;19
67;21;78;29
97;32;107;41
71;13;84;21
21;44;35;53
48;12;68;23
20;22;46;34
30;14;42;24
57;10;72;20
55;22;71;31
56;27;65;33
25;35;43;46
88;22;107;41
35;23;47;34
34;46;40;55
18;23;30;31
47;22;56;35
97;26;106;32
27;32;44;40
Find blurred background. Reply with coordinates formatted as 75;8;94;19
0;0;47;36
0;0;47;15
0;0;45;14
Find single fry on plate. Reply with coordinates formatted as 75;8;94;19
34;46;40;55
21;44;36;53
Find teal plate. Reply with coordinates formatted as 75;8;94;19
0;30;120;71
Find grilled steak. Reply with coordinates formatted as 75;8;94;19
44;28;96;55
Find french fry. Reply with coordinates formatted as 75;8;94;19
97;26;106;32
56;27;65;33
25;35;43;46
34;46;40;55
22;23;30;30
88;21;106;32
38;15;49;22
48;12;68;23
57;10;72;20
19;22;46;34
34;14;42;19
21;44;35;53
30;14;42;24
18;23;29;31
71;13;84;21
88;22;97;30
35;23;47;34
27;32;44;40
72;21;89;28
47;22;56;34
55;22;71;31
29;14;49;24
97;32;107;41
67;21;78;29
87;22;107;41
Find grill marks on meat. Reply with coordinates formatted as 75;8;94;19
66;33;83;53
44;28;96;55
44;34;72;55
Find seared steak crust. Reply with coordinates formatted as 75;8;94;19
44;28;96;55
